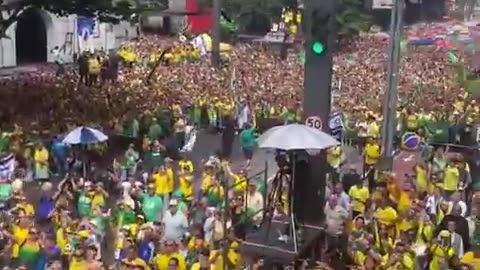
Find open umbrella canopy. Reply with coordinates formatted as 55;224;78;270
256;123;339;151
62;126;108;145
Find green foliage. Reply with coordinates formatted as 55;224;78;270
336;0;370;37
197;0;369;38
223;0;283;34
453;63;480;97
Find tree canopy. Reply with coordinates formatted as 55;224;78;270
0;0;140;38
198;0;369;37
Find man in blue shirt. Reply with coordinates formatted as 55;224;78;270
51;136;69;177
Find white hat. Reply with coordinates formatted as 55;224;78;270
169;199;178;206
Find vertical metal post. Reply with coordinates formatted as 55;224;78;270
211;0;221;67
263;159;268;220
222;171;229;269
380;0;403;171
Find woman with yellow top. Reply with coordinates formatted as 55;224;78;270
33;142;49;182
178;171;194;201
151;166;170;199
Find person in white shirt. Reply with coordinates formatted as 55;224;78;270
245;182;263;225
324;194;349;236
163;199;189;242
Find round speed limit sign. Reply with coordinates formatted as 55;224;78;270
305;116;322;130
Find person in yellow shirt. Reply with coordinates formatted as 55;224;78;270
33;142;49;182
153;240;186;270
364;137;380;192
178;154;194;174
165;158;175;196
415;161;429;195
443;160;460;199
122;246;150;269
87;54;101;86
374;199;398;227
428;230;461;270
348;181;370;218
327;145;343;184
12;195;35;216
461;252;480;269
69;249;87;270
201;166;214;194
152;166;170;199
9;214;31;258
178;171;194;201
190;249;213;270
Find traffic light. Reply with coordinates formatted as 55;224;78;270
309;9;331;55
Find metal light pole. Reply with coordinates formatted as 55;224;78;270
380;0;404;171
211;0;221;67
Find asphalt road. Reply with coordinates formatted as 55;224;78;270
20;131;417;265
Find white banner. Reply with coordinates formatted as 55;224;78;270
372;0;393;9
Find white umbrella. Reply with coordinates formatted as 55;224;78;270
62;126;108;145
256;123;339;151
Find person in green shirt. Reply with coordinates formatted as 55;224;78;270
239;124;257;168
141;184;163;222
114;201;136;228
148;118;163;141
124;144;139;177
0;132;10;154
77;192;92;218
171;190;188;213
0;181;12;203
143;142;165;171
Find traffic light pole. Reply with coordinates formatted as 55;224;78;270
380;0;403;171
211;0;221;68
303;0;335;128
302;0;335;223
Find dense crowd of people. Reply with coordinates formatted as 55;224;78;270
0;20;479;269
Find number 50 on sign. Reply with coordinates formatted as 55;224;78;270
305;116;322;130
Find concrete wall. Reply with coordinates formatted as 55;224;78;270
169;0;187;33
0;10;138;67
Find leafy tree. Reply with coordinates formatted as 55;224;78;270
0;0;142;38
198;0;369;38
336;0;370;38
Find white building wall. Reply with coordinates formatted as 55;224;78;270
0;10;138;67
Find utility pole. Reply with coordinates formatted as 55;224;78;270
380;0;404;170
302;0;335;222
211;0;221;67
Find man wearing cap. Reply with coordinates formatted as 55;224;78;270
163;199;188;242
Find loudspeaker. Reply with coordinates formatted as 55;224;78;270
292;152;326;224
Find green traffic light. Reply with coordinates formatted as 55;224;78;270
312;42;324;54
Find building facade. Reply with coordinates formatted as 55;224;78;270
0;8;138;67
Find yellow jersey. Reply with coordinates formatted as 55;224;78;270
348;185;370;213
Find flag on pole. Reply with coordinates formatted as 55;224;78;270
448;51;458;63
0;153;15;181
